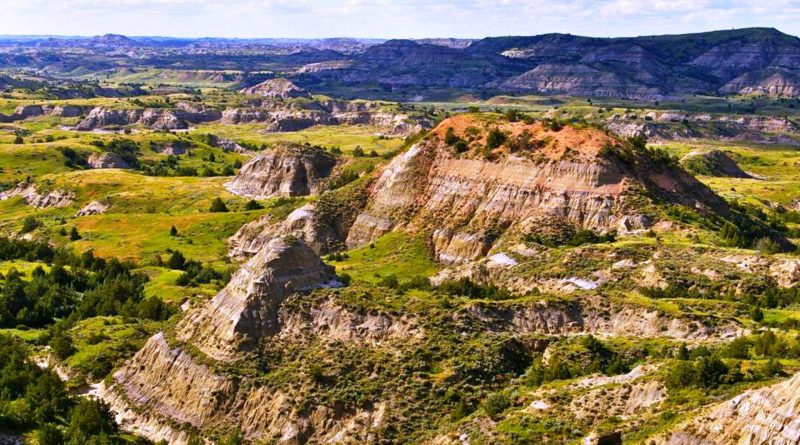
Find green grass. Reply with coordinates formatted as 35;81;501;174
327;232;439;285
65;316;163;382
0;327;47;342
138;266;219;303
195;123;405;154
0;260;51;278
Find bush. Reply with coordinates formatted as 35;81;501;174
36;424;64;445
20;216;40;234
166;251;186;270
485;128;507;150
750;306;764;322
244;200;263;211
209;197;229;212
439;278;511;300
66;399;117;443
481;393;510;420
69;227;81;241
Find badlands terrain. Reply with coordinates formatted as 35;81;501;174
1;28;800;445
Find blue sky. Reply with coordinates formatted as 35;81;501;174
1;0;799;39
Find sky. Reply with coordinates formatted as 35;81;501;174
1;0;799;39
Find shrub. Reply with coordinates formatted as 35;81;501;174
20;216;40;234
209;197;229;212
485;128;507;150
750;306;764;322
244;200;263;211
481;393;510;420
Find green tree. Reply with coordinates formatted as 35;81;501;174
69;226;81;241
244;200;263;211
167;251;186;270
66;399;117;444
170;225;178;236
20;216;40;234
750;306;764;323
209;197;229;213
36;424;65;445
481;393;510;420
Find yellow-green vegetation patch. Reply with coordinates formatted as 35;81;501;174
65;316;163;382
0;259;51;278
0;327;47;342
327;232;439;285
138;266;219;303
195;123;405;154
73;211;259;265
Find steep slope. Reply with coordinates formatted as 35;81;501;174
176;236;337;361
680;149;751;178
345;115;728;264
654;372;800;445
239;78;311;99
225;143;336;199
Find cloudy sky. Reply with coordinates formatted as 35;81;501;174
1;0;799;39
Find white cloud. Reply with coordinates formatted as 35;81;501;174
0;0;797;38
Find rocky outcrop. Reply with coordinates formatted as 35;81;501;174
177;236;337;361
87;152;131;169
466;297;742;341
680;149;750;178
75;200;109;217
153;141;190;155
0;183;74;208
654;371;800;445
606;113;800;146
105;333;387;445
345;115;726;264
226;143;336;199
240;78;311;99
220;100;427;137
209;135;250;154
75;105;221;131
0;104;88;122
228;204;339;258
100;237;405;444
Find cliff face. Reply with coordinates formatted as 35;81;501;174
345;115;725;264
301;28;800;99
75;105;221;131
225;143;336;199
177;236;337;361
0;183;75;209
102;237;410;444
654;372;800;445
240;78;311;99
228;204;338;258
220;101;425;137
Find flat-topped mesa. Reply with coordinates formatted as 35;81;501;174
345;115;728;264
225;143;336;199
177;236;337;361
239;78;311;99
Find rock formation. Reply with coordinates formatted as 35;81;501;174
75;200;109;217
345;115;727;264
680;149;751;178
226;143;336;199
101;237;361;444
239;78;311;99
0;183;74;208
75;105;220;131
87;152;131;169
228;204;336;258
654;371;800;445
176;236;337;360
